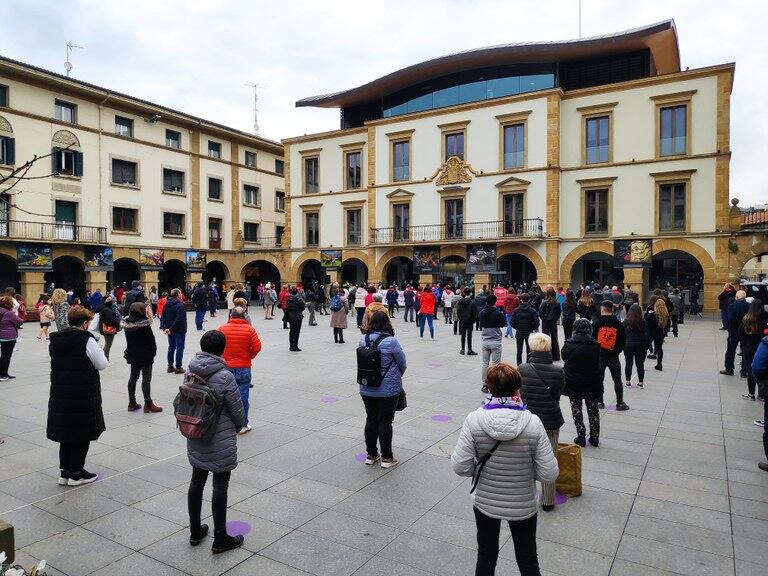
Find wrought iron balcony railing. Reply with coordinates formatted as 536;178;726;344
241;236;284;250
0;219;108;244
370;218;544;245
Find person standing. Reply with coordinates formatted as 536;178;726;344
645;298;670;372
403;285;416;322
479;294;506;393
623;304;648;388
561;290;577;341
37;295;55;341
721;290;749;376
441;285;454;324
330;287;349;343
191;282;207;331
47;307;107;486
576;290;596;322
503;289;520;339
256;282;264;307
225;285;236;316
122;302;162;413
519;333;565;512
418;285;436;340
493;283;508;313
263;282;275;320
358;311;406;469
317;282;328;315
456;287;478;356
354;284;368;329
539;287;562;362
750;338;768;472
622;284;638;316
510;293;540;366
278;284;291;329
562;319;602;447
362;294;389;333
286;287;305;352
123;280;146;312
160;288;187;374
219;307;262;434
474;285;487;331
185;330;246;554
386;285;398;318
156;292;168;319
89;288;103;312
717;283;735;330
592;301;629;411
0;296;23;380
51;288;70;332
668;289;682;337
452;362;558;575
739;299;767;401
98;294;121;361
305;282;318;325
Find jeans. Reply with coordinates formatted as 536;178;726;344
482;343;502;385
474;507;540;576
600;355;624;404
307;302;316;325
59;441;90;474
0;339;16;377
460;321;474;352
562;318;574;341
167;332;185;369
570;398;600;441
188;467;232;545
361;394;399;459
419;313;434;338
289;320;302;349
721;309;729;329
725;332;738;372
356;307;365;328
515;336;530;365
195;309;206;330
505;313;514;338
102;333;115;360
128;363;153;404
388;303;395;317
443;306;452;323
404;304;415;322
228;367;252;426
624;345;645;383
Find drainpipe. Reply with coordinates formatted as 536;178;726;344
97;92;111;237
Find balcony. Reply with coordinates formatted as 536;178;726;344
241;236;284;251
0;219;108;244
370;218;544;245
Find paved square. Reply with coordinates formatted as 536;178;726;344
1;310;767;575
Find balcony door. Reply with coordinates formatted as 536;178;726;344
0;193;8;237
503;193;524;235
445;198;463;239
55;200;77;240
208;218;222;249
393;203;409;241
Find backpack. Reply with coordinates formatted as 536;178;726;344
173;372;223;441
330;294;343;312
356;334;394;387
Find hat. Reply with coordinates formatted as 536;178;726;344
573;318;592;335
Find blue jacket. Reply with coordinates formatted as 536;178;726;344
727;299;750;334
386;290;398;305
358;331;406;398
160;296;187;334
90;291;103;310
753;337;768;382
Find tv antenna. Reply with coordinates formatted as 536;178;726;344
65;41;83;77
578;0;582;39
244;82;265;136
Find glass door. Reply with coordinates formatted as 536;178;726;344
445;198;463;239
394;203;409;241
55;200;77;240
503;194;524;235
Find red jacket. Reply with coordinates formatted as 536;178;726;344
278;289;290;309
494;287;508;307
156;297;167;318
419;291;436;315
364;293;374;307
504;293;520;314
219;318;262;368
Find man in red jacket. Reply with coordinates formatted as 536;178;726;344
218;307;262;434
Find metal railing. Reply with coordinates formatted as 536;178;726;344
241;236;283;250
370;218;544;244
0;219;108;244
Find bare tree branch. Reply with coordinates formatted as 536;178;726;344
0;142;75;189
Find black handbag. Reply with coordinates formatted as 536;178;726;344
396;389;407;411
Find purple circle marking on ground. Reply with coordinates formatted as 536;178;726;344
0;438;4;445
94;473;103;481
431;414;452;422
320;396;339;403
428;363;442;368
554;491;569;506
226;521;252;536
355;452;367;462
604;404;616;412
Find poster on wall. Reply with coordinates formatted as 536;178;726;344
138;248;165;270
84;246;114;271
17;243;53;270
614;239;653;268
413;247;440;274
320;249;342;270
466;244;497;274
185;250;206;271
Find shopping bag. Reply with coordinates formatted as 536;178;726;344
555;442;582;497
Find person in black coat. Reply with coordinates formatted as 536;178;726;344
623;304;648;388
455;288;478;356
721;290;750;376
510;293;540;365
539;286;562;361
160;288;188;373
192;282;208;330
474;287;487;331
286;287;306;351
518;332;564;511
47;307;108;486
592;301;629;411
97;294;122;361
562;290;577;341
122;302;161;413
562;318;602;447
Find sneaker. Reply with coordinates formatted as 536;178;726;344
364;453;381;465
616;402;630;411
459;349;465;355
58;470;70;486
212;534;244;554
759;462;768;473
5;375;15;379
419;336;424;340
720;369;734;376
190;524;209;546
238;425;252;435
68;470;98;486
468;350;478;356
654;365;663;371
0;376;8;381
625;382;632;387
588;437;600;447
381;458;399;469
647;354;657;360
755;420;765;428
573;436;586;447
637;382;644;388
742;394;756;401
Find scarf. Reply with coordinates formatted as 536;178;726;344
482;395;526;411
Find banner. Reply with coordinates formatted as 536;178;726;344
139;248;164;270
185;250;206;271
466;243;497;274
614;239;653;268
413;247;440;274
84;246;114;271
17;243;52;270
320;249;342;270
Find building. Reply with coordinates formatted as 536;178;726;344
0;55;286;306
282;20;735;310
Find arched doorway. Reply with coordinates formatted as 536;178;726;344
440;256;469;288
109;258;140;289
243;260;281;299
385;257;413;288
570;252;624;289
651;250;703;291
300;259;324;286
497;254;537;287
159;259;186;294
740;254;767;282
0;255;20;294
205;261;228;294
342;258;368;285
45;256;86;295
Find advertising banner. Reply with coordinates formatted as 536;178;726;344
614;239;653;268
84;246;114;271
185;250;206;270
320;249;342;270
466;243;497;274
139;248;165;270
413;247;440;274
17;243;53;270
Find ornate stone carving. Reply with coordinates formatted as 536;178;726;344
52;130;80;148
235;230;245;251
435;156;477;186
0;115;12;133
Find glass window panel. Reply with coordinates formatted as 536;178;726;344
346;151;361;189
585;189;608;233
660;105;686;156
393;141;409;181
503;124;524;169
305;158;319;193
445;199;464;239
503;194;524;235
347;209;361;245
486;76;519;99
519;74;554;93
433;85;458;109
585;116;609;164
445;133;464;160
459;80;486;104
306;213;319;246
406;93;432;114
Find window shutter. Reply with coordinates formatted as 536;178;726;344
74;151;83;177
4;138;14;165
52;147;61;173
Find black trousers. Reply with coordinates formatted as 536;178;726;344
188;467;231;544
361;394;398;459
0;339;16;377
128;363;153;404
460;321;474;351
515;336;531;365
289;320;302;349
624;345;645;383
562;318;574;342
388;303;395;317
333;327;345;342
670;314;678;337
542;321;560;361
650;335;665;367
474;507;540;576
600;355;623;404
59;441;90;473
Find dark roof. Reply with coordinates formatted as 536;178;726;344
0;54;283;152
297;20;679;109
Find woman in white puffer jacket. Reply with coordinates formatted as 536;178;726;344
452;362;558;576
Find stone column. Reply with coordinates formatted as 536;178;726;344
20;271;46;308
416;274;438;287
473;273;492;290
86;271;109;296
140;270;160;287
188;272;204;284
622;268;645;308
326;270;340;285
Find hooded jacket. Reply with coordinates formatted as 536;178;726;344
121;316;156;365
518;351;565;430
456;296;478;324
286;294;305;322
592;313;626;357
419;291;436;316
451;403;558;521
561;334;603;400
218;317;262;368
0;307;23;340
510;302;539;338
479;305;506;344
358;331;406;398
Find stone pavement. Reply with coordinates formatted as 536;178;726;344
0;308;766;576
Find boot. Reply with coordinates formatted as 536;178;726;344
144;402;163;413
128;401;142;412
212;534;245;554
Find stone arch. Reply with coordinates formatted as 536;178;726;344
373;247;413;280
441;245;466;260
52;130;81;149
289;251;321;282
732;238;768;278
652;238;715;276
0;115;13;134
497;244;547;278
341;249;372;271
233;252;286;280
559;241;614;283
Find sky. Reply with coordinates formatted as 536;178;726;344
0;0;765;205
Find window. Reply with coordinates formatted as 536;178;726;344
274;159;284;175
445;198;464;239
393;203;410;241
585;116;609;164
275;190;285;211
112;158;137;186
243;222;259;242
659;105;687;156
244;151;257;167
585;189;609;234
0;193;8;236
163;212;185;236
305;212;319;247
112;207;138;232
166;130;181;149
208;218;222;249
243;184;259;206
54;148;83;177
54;100;76;123
502;123;525;169
115;116;133;137
444;132;464;160
392;140;410;182
503;193;524;235
275;225;284;246
346;209;362;245
0;136;14;165
208;178;222;200
304;157;319;193
659;183;686;232
163;169;184;194
345;151;362;190
55;200;77;240
0;85;7;107
208;141;221;158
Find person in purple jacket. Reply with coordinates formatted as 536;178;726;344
0;295;24;380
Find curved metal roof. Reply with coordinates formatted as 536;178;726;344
297;20;679;108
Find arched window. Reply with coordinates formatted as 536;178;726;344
0;115;14;166
51;130;83;177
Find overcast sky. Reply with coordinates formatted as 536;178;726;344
1;0;764;205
